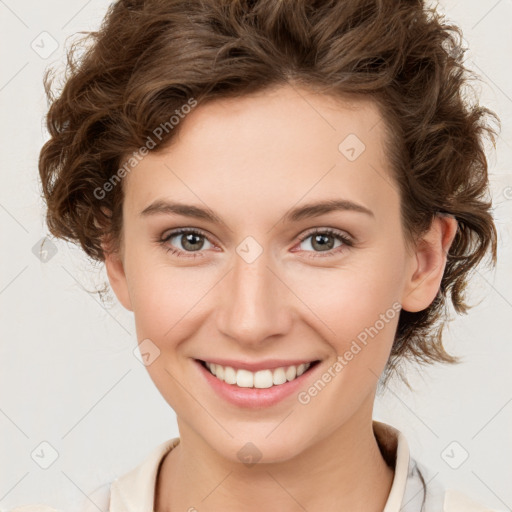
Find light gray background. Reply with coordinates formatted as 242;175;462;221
1;0;511;510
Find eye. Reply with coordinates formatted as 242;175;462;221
295;228;353;257
160;228;214;258
159;227;353;259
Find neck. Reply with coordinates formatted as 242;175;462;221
155;406;394;512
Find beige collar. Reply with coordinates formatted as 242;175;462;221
109;420;410;511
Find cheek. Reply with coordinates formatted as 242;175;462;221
290;248;405;372
126;259;216;343
296;252;403;333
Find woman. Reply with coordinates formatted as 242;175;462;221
32;0;501;510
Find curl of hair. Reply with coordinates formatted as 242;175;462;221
39;0;500;388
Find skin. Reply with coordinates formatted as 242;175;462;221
104;84;457;512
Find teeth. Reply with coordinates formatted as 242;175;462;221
204;361;313;388
297;363;307;376
237;369;254;388
224;366;237;384
272;367;287;385
254;369;273;389
285;365;296;381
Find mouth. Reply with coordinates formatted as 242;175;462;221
196;358;321;389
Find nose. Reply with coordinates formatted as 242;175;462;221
215;248;292;347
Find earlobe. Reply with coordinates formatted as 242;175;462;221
103;244;133;312
401;215;458;313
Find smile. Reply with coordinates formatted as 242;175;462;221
202;360;318;388
195;357;322;408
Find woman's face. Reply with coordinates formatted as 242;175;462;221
106;84;452;463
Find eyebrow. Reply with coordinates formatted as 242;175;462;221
139;198;375;224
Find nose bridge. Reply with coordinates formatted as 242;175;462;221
216;245;290;345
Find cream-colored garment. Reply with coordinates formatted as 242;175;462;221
10;421;500;512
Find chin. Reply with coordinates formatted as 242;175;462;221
213;431;307;466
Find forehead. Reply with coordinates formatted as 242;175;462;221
122;85;400;226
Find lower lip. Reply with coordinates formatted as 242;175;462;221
194;359;320;409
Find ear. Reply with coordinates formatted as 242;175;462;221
103;240;133;312
401;214;458;313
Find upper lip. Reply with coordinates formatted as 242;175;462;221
197;358;319;372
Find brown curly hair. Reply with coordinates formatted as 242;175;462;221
38;0;500;388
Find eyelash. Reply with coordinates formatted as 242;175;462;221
159;227;353;259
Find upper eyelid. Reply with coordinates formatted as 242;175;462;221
297;227;352;242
